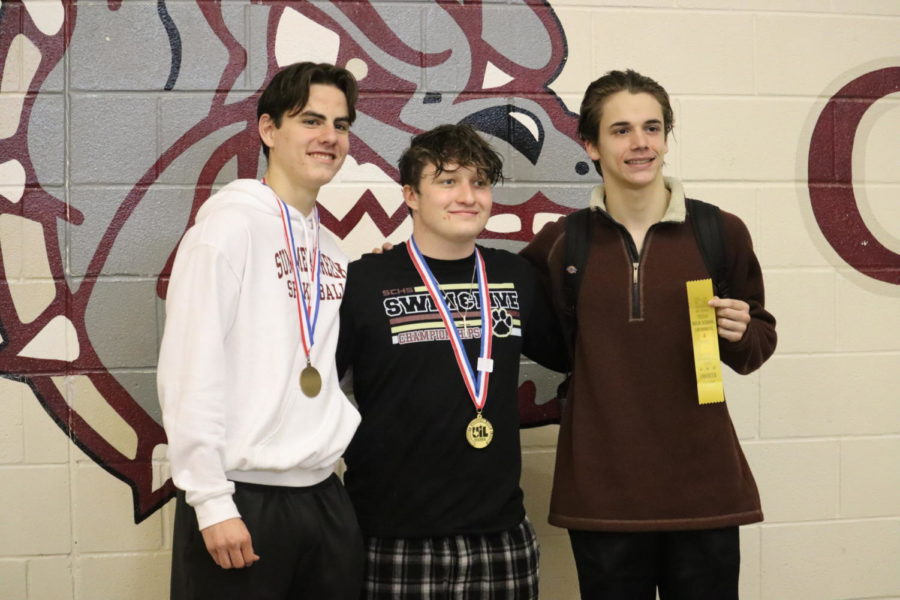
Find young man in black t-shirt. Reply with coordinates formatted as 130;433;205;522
337;124;564;599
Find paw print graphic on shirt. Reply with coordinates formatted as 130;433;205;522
492;307;513;338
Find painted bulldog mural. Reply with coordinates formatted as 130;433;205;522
3;0;897;525
0;0;590;522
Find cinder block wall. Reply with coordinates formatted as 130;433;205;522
1;2;898;599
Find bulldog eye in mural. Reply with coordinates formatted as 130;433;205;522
0;0;591;522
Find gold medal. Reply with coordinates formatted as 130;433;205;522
465;413;494;449
300;364;322;397
270;184;324;400
408;240;496;448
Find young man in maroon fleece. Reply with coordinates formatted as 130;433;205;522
521;69;777;600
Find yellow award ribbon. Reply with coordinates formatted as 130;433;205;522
686;278;725;405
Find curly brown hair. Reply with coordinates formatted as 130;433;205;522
399;124;504;192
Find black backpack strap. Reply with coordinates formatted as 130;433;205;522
554;207;593;403
562;207;592;360
686;198;730;298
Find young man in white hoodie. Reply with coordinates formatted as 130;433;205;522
158;62;363;599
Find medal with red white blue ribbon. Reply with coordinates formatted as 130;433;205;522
265;179;322;397
406;237;495;449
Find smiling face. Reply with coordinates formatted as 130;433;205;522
585;90;669;193
404;162;493;259
259;83;351;207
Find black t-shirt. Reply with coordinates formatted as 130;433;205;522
337;243;558;537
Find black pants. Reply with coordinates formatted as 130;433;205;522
568;527;740;600
171;474;364;600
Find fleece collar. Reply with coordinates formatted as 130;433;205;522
588;177;687;223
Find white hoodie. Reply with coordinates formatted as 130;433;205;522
157;179;360;530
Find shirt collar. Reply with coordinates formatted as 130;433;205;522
589;177;687;223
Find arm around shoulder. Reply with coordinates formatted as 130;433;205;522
519;217;565;286
519;218;569;372
520;261;568;373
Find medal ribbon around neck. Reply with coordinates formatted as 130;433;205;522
406;237;494;411
264;180;321;363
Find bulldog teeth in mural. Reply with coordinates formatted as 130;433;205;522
0;1;590;522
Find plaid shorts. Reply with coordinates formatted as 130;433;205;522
362;517;540;599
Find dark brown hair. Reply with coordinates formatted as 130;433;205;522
257;62;359;159
578;69;673;176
